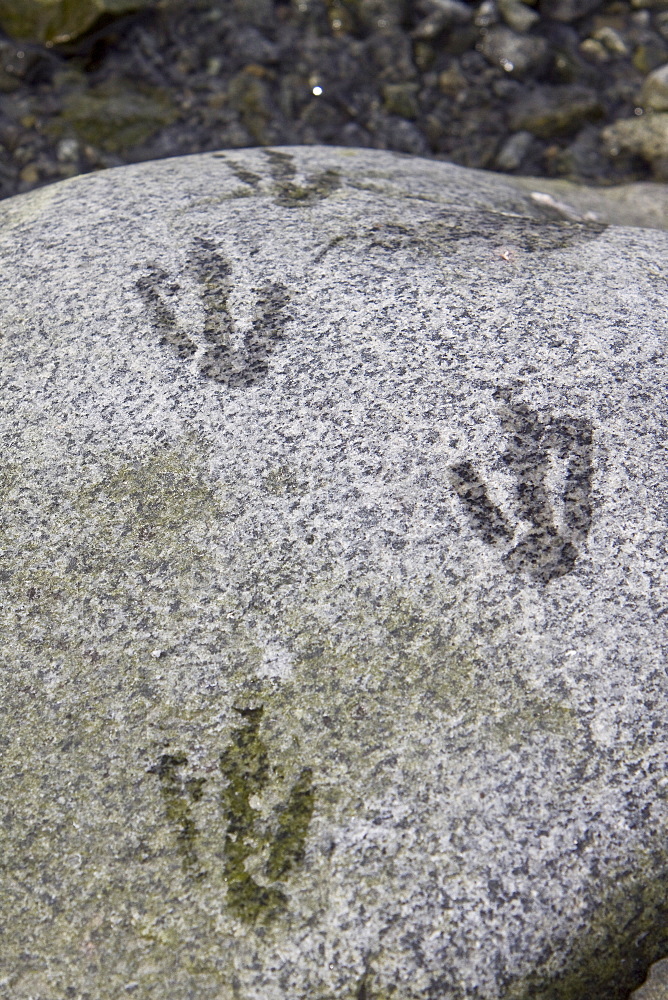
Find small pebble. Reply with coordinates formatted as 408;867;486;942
495;129;534;169
56;138;79;163
19;162;39;183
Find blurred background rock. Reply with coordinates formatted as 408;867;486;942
0;0;667;199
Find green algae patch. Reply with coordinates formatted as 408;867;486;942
219;706;314;923
279;587;580;757
0;434;659;999
51;78;178;153
79;447;220;535
2;439;230;677
353;969;403;1000
265;764;314;880
0;0;153;45
273;168;342;208
151;753;206;876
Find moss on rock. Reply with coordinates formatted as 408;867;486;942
49;78;178;153
0;0;153;45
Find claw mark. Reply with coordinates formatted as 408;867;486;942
220;706;314;923
219;707;287;921
262;149;341;207
313;211;606;264
450;393;593;584
216;149;340;208
148;708;315;923
149;753;206;876
136;237;291;387
265;764;314;880
448;461;514;545
220;160;263;189
136;265;197;361
188;237;290;385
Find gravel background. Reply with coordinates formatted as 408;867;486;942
1;0;668;202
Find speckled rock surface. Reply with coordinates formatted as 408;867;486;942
1;146;667;1000
633;960;668;1000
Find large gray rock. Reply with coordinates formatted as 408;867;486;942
633;960;668;1000
1;146;667;1000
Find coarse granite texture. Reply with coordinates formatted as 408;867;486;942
634;960;668;1000
1;145;667;1000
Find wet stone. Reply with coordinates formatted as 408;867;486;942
412;0;473;38
640;62;668;111
1;145;667;1000
382;81;421;118
478;24;549;76
0;0;151;45
47;77;179;155
231;0;276;30
508;83;604;136
538;0;603;22
225;24;280;65
498;0;542;34
658;12;668;43
603;111;668;179
494;127;535;168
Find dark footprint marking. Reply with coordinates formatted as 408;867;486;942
315;210;606;264
220;706;314;923
149;753;207;877
450;393;594;584
262;149;341;207
149;707;315;924
215;149;340;208
448;461;514;546
136;265;197;362
136;237;291;388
